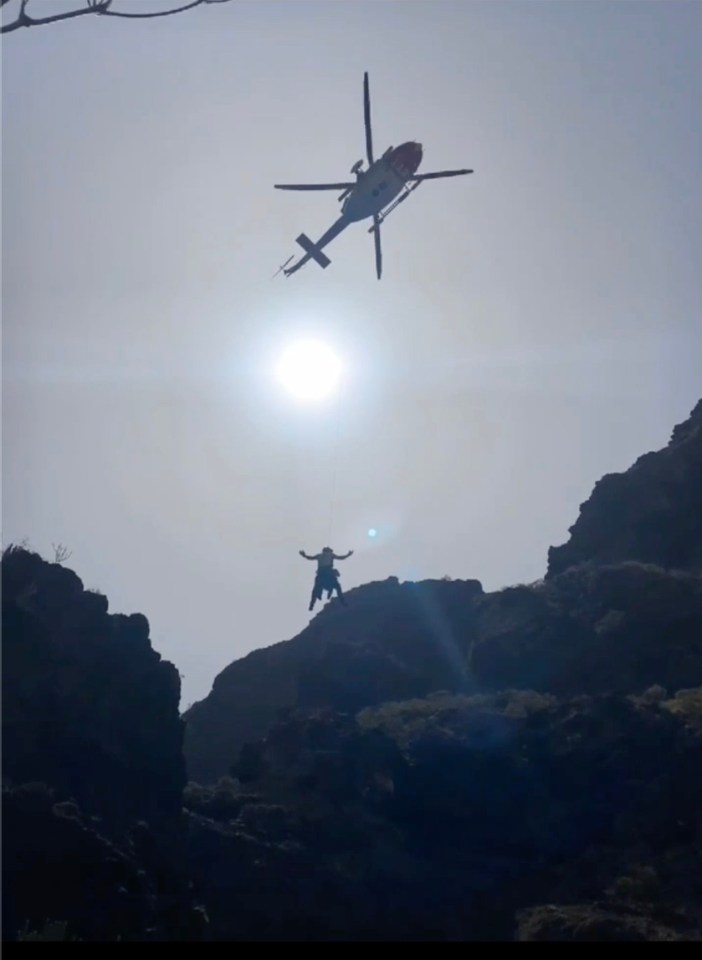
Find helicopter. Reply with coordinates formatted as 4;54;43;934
273;72;473;280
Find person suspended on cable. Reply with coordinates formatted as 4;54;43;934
299;547;353;611
306;561;346;610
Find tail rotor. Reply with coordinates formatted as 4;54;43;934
272;255;294;279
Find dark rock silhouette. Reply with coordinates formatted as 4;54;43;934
516;902;701;941
2;782;207;942
1;546;203;941
184;401;702;786
2;545;185;831
4;398;702;940
547;399;702;578
183;691;702;940
184;577;484;784
470;562;702;696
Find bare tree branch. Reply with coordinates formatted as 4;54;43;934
52;542;72;564
2;0;99;33
1;0;233;34
103;0;211;20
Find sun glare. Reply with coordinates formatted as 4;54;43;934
275;339;342;402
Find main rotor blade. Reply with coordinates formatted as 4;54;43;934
373;214;382;280
274;182;354;191
363;72;374;167
408;169;473;181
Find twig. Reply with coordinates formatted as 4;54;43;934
1;0;232;35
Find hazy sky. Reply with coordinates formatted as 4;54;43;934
3;0;701;708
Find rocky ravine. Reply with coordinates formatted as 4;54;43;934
3;398;702;940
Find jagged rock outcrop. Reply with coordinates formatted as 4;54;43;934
185;564;702;785
470;562;702;696
1;546;204;941
184;577;484;784
2;546;185;830
547;400;702;578
185;400;702;787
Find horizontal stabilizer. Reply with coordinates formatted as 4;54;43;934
296;233;331;269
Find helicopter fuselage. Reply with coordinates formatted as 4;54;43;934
342;141;423;222
275;71;472;279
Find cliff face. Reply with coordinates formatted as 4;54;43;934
547;399;702;578
2;546;185;830
1;547;204;941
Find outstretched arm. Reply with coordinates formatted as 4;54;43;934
334;550;354;560
299;550;318;560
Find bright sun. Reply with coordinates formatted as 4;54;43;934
275;339;342;402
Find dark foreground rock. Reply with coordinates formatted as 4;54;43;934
516;902;701;941
1;547;204;941
183;689;702;940
2;545;185;831
2;783;206;942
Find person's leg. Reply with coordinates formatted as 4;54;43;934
320;569;334;599
334;577;347;605
309;575;321;611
